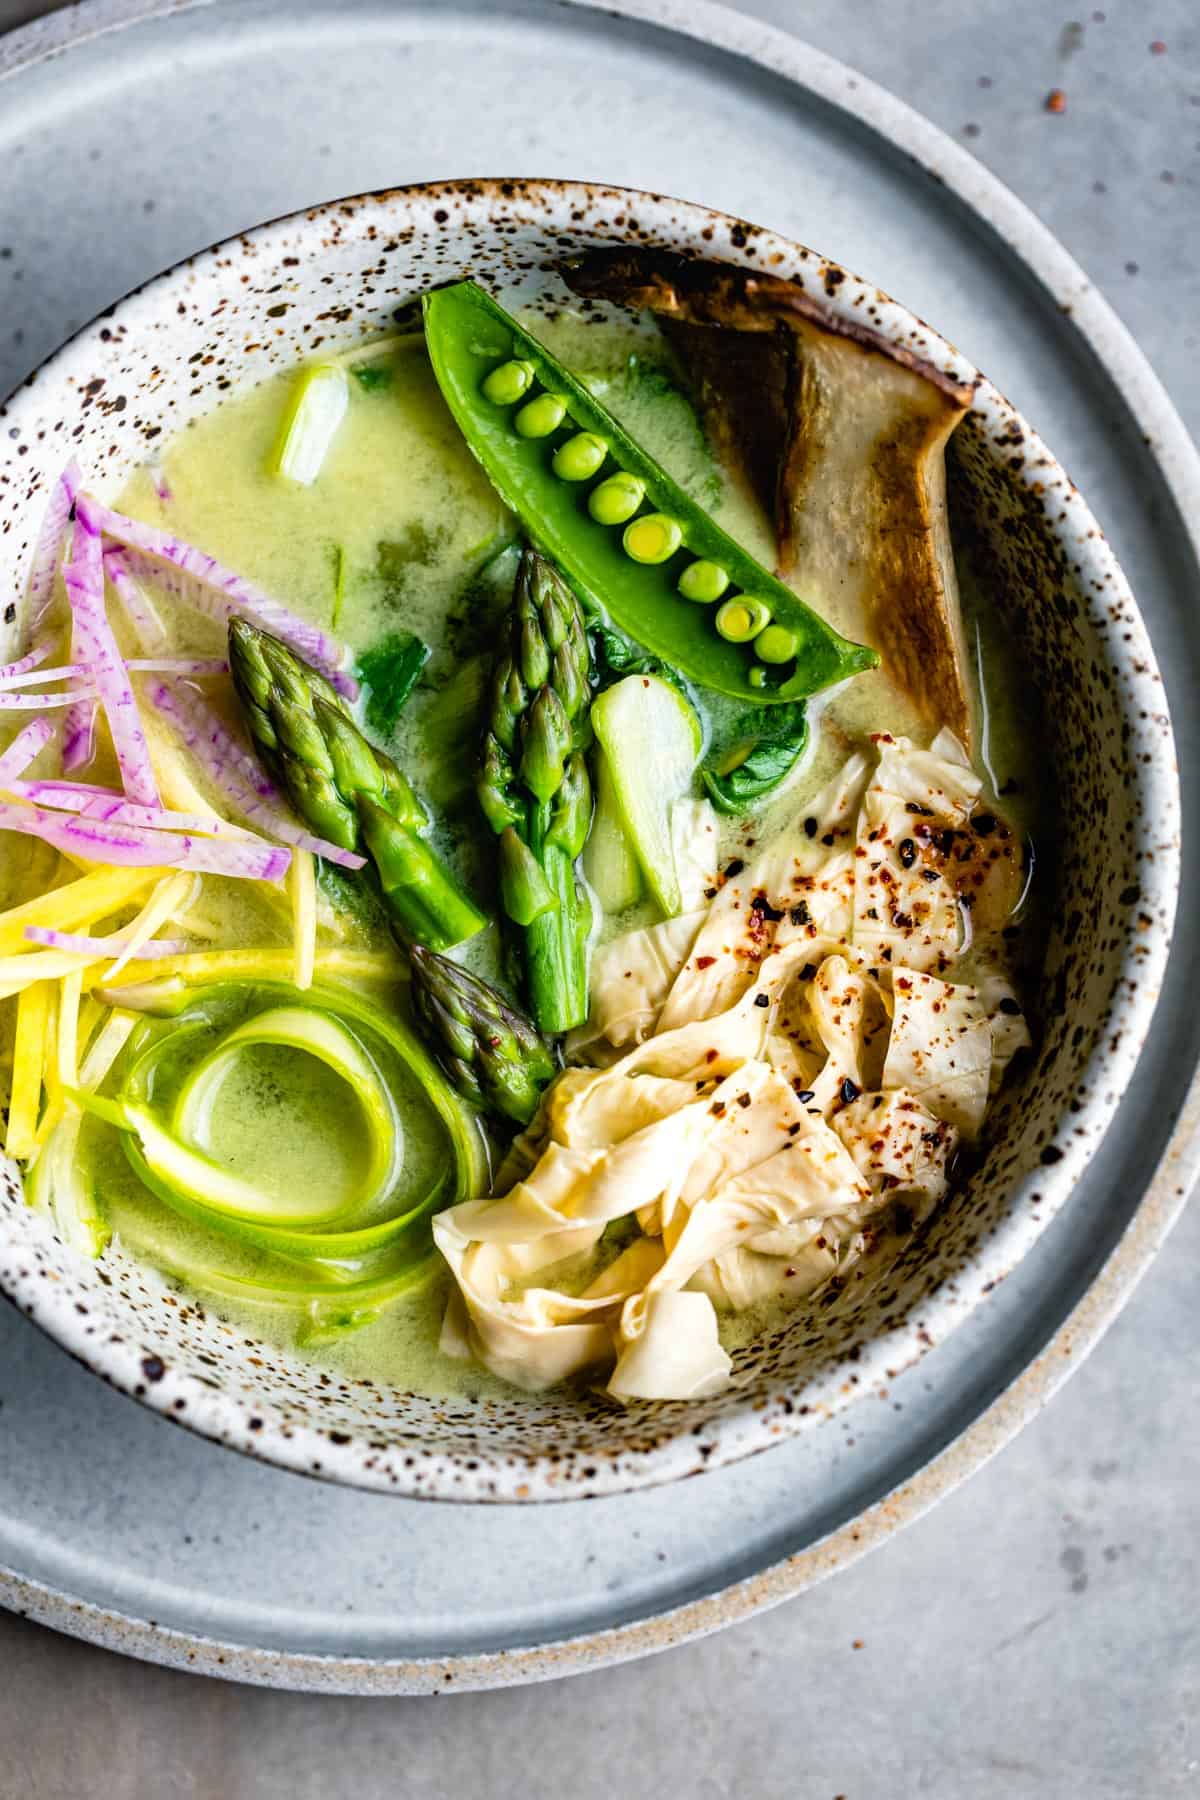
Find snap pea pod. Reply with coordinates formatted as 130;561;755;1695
422;281;878;707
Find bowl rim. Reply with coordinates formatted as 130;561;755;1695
0;168;1184;1506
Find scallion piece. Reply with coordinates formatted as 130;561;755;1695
269;363;350;487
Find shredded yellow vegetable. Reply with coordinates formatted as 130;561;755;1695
36;984;64;1149
169;907;223;942
5;980;50;1161
0;871;197;1000
0;866;165;958
90;946;403;997
56;969;84;1090
76;995;103;1065
78;1007;137;1090
0;949;98;999
103;871;194;983
27;1004;136;1257
291;849;317;991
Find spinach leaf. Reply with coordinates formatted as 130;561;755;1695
442;536;521;659
589;622;692;703
356;630;430;737
377;523;444;581
351;363;392;392
701;703;809;814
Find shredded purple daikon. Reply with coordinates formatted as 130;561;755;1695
61;698;98;770
10;776;118;802
105;548;168;654
80;497;356;697
4;779;251;838
0;657;226;690
0;644;53;684
0;687;98;711
23;926;189;958
0;797;290;881
129;657;229;677
148;457;173;506
149;680;365;869
0;719;54;786
66;500;161;809
26;461;81;632
0;662;83;691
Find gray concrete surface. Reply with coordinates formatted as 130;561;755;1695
0;1;1197;1795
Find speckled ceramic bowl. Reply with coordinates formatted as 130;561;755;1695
0;180;1179;1501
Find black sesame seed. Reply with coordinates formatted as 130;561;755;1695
840;1077;861;1104
998;996;1021;1016
754;993;770;1008
803;817;818;839
898;837;917;868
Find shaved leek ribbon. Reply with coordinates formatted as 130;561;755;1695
55;983;486;1340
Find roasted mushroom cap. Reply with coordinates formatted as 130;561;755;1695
566;251;977;746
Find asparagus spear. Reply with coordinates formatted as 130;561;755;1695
409;944;555;1126
228;618;486;953
478;548;594;1034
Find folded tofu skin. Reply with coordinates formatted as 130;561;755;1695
436;732;1029;1401
566;251;976;747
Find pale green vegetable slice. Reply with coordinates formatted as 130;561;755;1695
590;674;702;917
582;746;643;915
269;363;350;485
26;1110;109;1258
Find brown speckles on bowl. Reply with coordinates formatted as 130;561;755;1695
0;179;1181;1504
